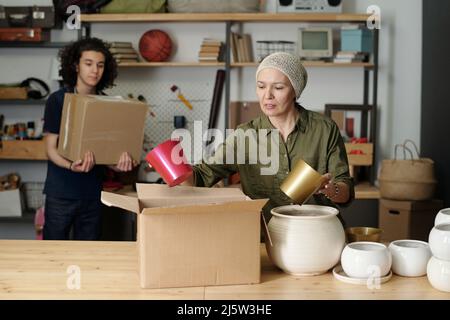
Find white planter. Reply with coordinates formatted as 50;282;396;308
429;223;450;261
435;208;450;226
388;240;431;277
341;242;392;279
266;204;345;276
427;256;450;292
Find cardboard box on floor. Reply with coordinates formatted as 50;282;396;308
101;184;267;289
57;94;148;165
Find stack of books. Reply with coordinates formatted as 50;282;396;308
231;32;254;63
333;51;369;63
109;42;140;64
198;38;224;62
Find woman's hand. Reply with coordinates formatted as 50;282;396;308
316;173;332;194
316;173;350;203
111;152;139;172
70;151;95;173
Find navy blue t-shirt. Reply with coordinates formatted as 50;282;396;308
43;87;104;200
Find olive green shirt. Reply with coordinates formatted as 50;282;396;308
193;104;354;221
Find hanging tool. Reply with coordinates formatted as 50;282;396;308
128;93;156;117
170;85;193;110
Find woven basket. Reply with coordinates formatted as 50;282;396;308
379;140;437;201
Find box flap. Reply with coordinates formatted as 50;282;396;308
260;214;272;246
135;183;246;199
101;191;140;214
141;198;267;216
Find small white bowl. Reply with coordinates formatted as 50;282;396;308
341;242;392;279
435;208;450;226
429;223;450;261
427;256;450;292
388;240;431;277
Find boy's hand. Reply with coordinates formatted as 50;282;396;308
70;151;95;173
113;152;138;172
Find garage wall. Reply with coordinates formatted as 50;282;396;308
0;0;423;185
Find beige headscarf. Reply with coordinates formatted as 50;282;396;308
256;52;308;99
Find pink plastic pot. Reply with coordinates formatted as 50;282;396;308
145;139;193;187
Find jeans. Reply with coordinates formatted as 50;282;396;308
43;196;102;240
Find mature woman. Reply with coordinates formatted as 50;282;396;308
186;52;354;220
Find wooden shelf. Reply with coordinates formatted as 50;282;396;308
117;61;374;68
355;182;380;199
81;13;371;23
0;140;46;160
0;99;46;105
118;61;225;67
0;42;71;48
0;210;35;223
232;61;373;68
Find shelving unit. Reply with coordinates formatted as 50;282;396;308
0;42;53;160
79;12;379;184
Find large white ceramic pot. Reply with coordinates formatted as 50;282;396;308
428;223;450;261
427;256;450;292
266;204;345;276
435;208;450;226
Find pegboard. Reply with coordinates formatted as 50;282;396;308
105;80;214;162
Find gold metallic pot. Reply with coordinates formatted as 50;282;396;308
345;227;383;243
280;159;325;204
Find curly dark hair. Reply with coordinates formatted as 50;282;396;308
58;37;117;92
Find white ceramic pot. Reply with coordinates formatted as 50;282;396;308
388;240;431;277
428;223;450;261
435;208;450;226
427;256;450;292
341;242;392;279
266;204;345;276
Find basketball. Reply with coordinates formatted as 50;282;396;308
139;29;173;62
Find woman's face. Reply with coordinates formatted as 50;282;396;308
76;50;105;89
256;68;296;118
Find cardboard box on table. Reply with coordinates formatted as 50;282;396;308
57;94;148;165
101;184;267;289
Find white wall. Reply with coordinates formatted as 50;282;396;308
344;0;423;176
0;0;422;183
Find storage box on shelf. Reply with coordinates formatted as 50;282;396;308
379;199;444;241
0;186;25;217
345;142;373;166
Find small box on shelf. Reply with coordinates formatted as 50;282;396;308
345;142;373;166
0;186;24;217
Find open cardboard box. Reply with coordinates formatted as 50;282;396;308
101;184;267;289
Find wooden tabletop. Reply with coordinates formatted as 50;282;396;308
0;240;447;300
